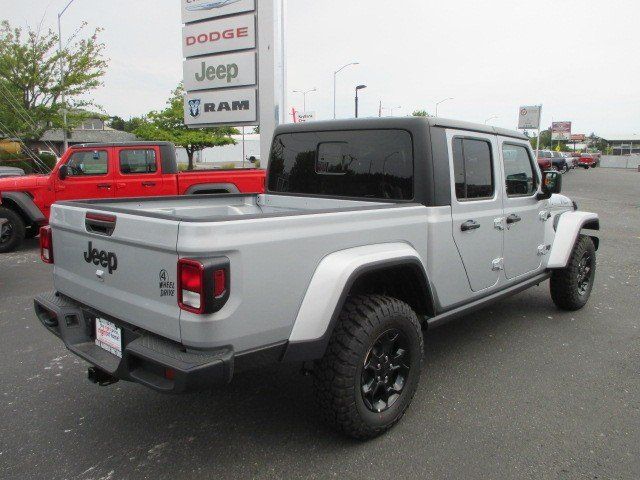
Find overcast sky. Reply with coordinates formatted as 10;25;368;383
3;0;639;136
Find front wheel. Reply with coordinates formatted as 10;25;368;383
314;295;423;439
0;207;26;253
550;235;596;311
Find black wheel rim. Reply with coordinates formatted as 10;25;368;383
577;253;593;296
361;329;411;413
0;220;13;244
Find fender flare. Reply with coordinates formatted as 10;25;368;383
548;211;600;269
185;183;240;195
282;243;433;362
0;191;46;224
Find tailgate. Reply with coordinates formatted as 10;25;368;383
50;204;182;342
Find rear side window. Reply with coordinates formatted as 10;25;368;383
452;138;494;200
65;150;108;176
119;149;157;174
268;130;414;200
502;144;537;197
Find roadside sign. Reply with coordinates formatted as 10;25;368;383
570;134;585;142
184;88;257;126
182;0;256;24
297;112;316;123
552;122;572;141
183;51;257;92
518;106;541;129
182;14;256;58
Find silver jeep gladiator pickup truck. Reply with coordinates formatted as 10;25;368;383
35;117;600;439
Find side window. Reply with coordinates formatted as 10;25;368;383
452;138;494;200
65;150;108;177
503;144;537;197
119;149;158;175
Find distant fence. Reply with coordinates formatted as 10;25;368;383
600;155;640;169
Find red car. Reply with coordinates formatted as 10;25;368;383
537;150;554;170
0;141;265;252
578;154;598;169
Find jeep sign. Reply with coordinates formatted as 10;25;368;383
182;0;256;24
184;88;257;125
183;51;256;92
182;14;256;58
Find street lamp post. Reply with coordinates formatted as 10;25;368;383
435;97;454;117
58;0;78;154
484;115;499;124
333;62;359;119
292;88;317;112
355;85;367;118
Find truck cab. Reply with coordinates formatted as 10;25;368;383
0;142;265;252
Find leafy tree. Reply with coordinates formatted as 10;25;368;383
134;84;237;170
412;110;430;117
108;115;145;133
0;20;107;141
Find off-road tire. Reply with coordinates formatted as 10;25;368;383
0;207;26;253
314;295;423;439
550;235;596;311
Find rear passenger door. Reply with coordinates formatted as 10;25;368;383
448;131;503;292
114;146;164;198
499;140;545;279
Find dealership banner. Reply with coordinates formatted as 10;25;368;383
182;0;256;24
552;122;572;141
518;106;541;130
183;51;257;92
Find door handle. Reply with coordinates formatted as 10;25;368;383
142;182;157;187
97;184;112;190
461;220;481;232
506;214;522;225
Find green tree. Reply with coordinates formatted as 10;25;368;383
0;20;107;141
530;129;552;150
134;84;237;170
412;110;430;117
108;115;145;133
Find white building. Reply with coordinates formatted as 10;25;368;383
176;133;262;168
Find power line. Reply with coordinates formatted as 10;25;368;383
0;83;62;155
0;120;51;173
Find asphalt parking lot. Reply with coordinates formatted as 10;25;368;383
1;168;638;480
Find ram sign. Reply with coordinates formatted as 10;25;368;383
184;88;257;126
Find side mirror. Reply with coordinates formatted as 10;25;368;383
537;170;562;200
58;165;68;180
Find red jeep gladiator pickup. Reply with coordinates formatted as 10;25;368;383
0;141;265;252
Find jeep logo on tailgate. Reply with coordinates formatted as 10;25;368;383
83;242;118;274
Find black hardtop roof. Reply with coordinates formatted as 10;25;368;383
70;141;175;149
274;116;528;141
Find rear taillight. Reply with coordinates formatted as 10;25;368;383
177;257;230;314
40;226;54;264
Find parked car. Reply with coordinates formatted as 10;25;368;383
537;150;554;170
35;117;600;439
550;151;570;173
0;166;25;178
0;141;265;253
578;153;598;169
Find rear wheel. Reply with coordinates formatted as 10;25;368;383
550;235;596;311
0;207;26;253
314;295;423;439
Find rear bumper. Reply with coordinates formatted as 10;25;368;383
34;291;234;393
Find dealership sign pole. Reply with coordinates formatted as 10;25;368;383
181;0;286;163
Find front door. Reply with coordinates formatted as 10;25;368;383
499;140;546;279
54;148;115;201
448;131;504;292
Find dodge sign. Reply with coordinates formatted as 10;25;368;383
182;14;256;58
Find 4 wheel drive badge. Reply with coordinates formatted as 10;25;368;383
188;99;201;118
186;0;242;11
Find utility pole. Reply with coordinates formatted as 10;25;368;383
57;0;78;155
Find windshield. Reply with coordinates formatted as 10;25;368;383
267;129;414;200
